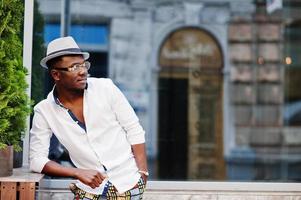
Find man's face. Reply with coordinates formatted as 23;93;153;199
51;55;88;91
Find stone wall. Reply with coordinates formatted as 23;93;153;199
229;20;283;128
226;8;291;180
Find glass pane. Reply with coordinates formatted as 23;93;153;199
284;24;301;126
44;23;108;45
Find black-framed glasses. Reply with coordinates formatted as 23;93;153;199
54;61;91;72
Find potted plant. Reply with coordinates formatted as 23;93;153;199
0;0;31;176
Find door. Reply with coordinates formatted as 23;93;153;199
158;27;225;180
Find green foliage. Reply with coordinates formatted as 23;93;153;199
0;0;31;151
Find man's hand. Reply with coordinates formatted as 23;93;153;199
131;143;148;185
141;174;148;184
74;168;108;188
41;161;108;189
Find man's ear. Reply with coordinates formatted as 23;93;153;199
51;70;61;81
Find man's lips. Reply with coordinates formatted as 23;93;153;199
77;78;87;83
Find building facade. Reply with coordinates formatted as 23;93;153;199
35;0;301;181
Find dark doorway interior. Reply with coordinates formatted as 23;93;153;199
88;52;108;78
158;78;188;179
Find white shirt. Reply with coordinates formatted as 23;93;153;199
30;78;145;194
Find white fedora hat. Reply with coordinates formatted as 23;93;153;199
40;36;89;69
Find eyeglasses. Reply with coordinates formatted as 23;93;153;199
54;61;90;72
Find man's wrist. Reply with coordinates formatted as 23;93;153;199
138;170;149;177
72;168;80;179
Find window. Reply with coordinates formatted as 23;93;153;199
284;22;301;126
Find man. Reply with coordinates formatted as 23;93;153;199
30;36;148;200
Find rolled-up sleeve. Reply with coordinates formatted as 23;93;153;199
29;106;52;173
108;80;145;144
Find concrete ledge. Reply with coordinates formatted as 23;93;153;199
146;181;301;192
40;179;301;192
38;179;301;199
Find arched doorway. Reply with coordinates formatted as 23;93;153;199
158;27;225;180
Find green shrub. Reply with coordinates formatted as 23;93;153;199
0;0;31;151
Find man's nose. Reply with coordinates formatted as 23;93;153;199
78;66;88;75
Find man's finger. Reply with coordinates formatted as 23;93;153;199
100;173;108;180
93;180;101;187
97;172;107;181
89;183;96;189
95;175;102;185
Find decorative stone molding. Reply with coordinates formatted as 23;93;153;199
184;2;203;25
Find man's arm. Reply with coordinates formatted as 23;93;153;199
42;160;107;189
30;109;107;189
132;143;148;183
108;79;148;181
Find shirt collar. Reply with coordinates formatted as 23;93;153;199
52;83;88;107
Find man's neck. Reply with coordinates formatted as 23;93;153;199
55;85;84;105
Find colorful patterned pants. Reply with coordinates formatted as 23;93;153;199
70;177;146;200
